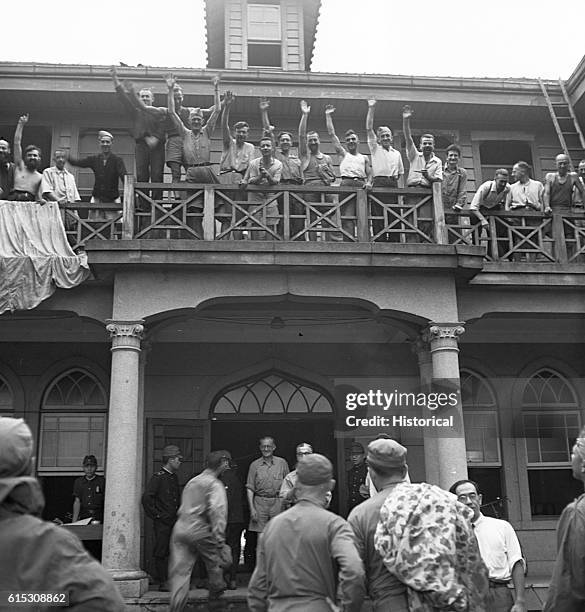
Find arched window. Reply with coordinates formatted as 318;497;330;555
0;376;14;415
213;371;333;415
38;369;108;474
522;369;581;516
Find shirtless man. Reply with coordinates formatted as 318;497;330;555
8;114;44;203
299;100;336;241
325;104;371;241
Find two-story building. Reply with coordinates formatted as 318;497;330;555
1;0;584;608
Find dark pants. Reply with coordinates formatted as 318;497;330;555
243;529;258;571
371;176;398;241
136;139;165;204
486;583;514;612
225;522;244;581
153;520;173;584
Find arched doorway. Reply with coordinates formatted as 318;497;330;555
210;369;338;511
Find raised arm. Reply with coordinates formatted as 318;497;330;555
110;66;137;116
402;105;417;161
203;75;222;137
298;100;310;161
325;105;345;158
14;114;28;165
222;91;235;150
259;98;276;148
165;73;184;133
366;99;377;147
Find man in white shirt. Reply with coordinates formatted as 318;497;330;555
450;479;526;612
365;99;404;241
41;149;81;230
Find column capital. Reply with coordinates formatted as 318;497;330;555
106;320;145;351
423;322;465;343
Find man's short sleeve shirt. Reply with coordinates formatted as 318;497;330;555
246;456;289;497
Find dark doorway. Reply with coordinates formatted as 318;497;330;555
211;419;339;513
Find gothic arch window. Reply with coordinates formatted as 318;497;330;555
522;368;581;517
213;371;333;416
460;370;500;466
39;369;108;474
0;376;14;414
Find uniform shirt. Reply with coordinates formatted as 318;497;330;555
275;151;302;182
220;468;246;524
220;140;256;173
347;462;367;511
406;150;443;187
246;455;289;498
72;474;105;521
473;514;525;581
174;470;228;544
348;484;408;606
340;152;368;179
247;498;366;612
469;180;510;212
279;469;298;509
41;166;81;203
69;153;127;201
442;166;468;209
367;139;404;179
506;179;544;210
141;467;180;525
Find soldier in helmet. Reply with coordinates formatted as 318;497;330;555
142;445;183;590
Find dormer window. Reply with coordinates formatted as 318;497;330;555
247;2;282;68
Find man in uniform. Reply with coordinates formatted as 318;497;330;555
348;438;409;611
72;454;105;522
169;450;231;612
347;442;367;513
450;479;526;612
142;444;182;590
0;417;125;611
279;442;313;510
248;453;365;611
245;436;289;570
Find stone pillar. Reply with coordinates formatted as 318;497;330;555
102;320;148;597
412;337;440;485
423;322;468;490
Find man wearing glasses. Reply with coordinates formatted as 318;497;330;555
279;442;313;510
142;445;183;591
450;479;526;612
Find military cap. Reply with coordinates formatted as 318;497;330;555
296;453;333;486
367;439;407;470
0;417;34;478
162;445;182;458
82;454;98;466
350;442;365;454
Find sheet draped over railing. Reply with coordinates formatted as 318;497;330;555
0;201;90;314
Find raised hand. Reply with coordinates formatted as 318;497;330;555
368;99;376;107
259;97;270;111
325;104;335;115
402;105;413;119
300;100;311;115
212;75;220;88
18;114;29;125
109;66;118;78
164;73;176;89
224;91;235;107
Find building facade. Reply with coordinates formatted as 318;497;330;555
1;1;585;606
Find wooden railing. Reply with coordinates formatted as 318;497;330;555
60;177;585;264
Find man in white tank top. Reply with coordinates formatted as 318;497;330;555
325;104;371;241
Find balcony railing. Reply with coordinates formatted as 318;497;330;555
61;177;585;264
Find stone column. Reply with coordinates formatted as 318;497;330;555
422;322;468;490
102;320;148;597
412;337;440;485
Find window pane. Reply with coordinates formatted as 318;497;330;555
528;469;582;516
523;411;580;464
463;411;501;464
248;43;282;68
248;4;281;40
468;467;505;519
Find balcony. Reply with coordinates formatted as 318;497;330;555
61;179;585;275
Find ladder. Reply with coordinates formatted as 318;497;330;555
539;78;585;169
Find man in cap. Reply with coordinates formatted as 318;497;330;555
142;444;183;590
347;441;367;512
544;426;585;610
72;454;105;523
67;130;127;222
169;450;232;612
450;479;526;612
279;442;313;510
245;436;289;570
0;416;125;611
248;453;366;612
347;439;409;611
